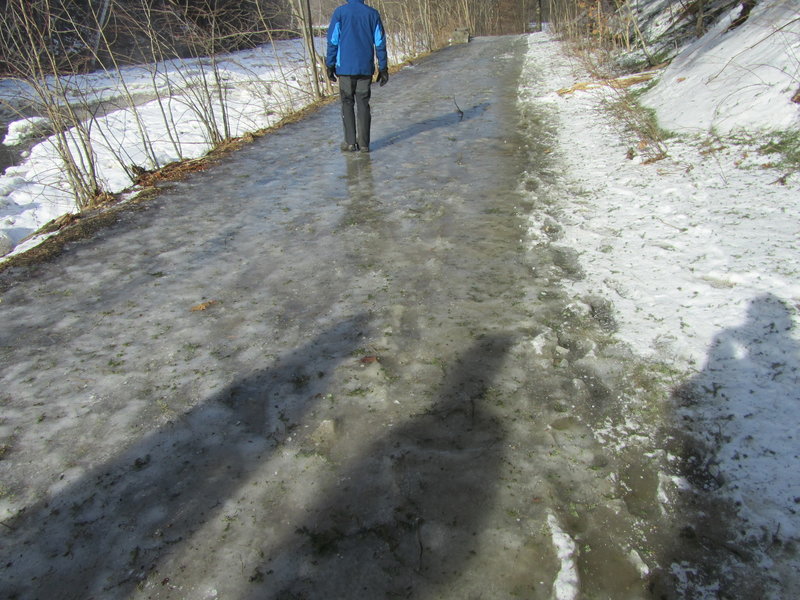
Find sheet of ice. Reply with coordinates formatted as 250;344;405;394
1;35;675;598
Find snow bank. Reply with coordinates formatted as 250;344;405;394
2;117;50;147
643;0;800;134
522;27;800;595
547;512;580;600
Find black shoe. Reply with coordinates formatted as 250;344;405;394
340;142;358;152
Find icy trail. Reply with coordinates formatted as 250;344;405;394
1;36;710;599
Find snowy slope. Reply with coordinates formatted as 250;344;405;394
642;0;800;133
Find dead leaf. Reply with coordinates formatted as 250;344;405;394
359;356;380;365
557;81;600;96
190;300;218;312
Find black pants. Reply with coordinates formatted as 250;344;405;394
339;75;372;149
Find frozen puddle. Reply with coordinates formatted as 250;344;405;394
2;36;682;598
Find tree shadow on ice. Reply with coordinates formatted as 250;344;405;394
369;103;489;152
256;333;512;599
0;314;371;600
652;293;800;598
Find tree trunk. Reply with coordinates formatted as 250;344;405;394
295;0;322;99
537;0;543;32
89;0;113;71
696;0;705;37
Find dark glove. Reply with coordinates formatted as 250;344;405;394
327;65;336;82
376;69;389;87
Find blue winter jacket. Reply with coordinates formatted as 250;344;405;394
326;0;388;76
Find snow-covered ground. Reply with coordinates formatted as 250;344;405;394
521;0;799;592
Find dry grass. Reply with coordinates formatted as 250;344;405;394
556;67;669;162
557;69;659;96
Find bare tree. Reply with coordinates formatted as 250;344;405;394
0;0;536;213
0;0;104;209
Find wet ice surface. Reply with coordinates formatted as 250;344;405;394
2;37;680;598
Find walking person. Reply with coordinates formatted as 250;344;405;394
326;0;389;154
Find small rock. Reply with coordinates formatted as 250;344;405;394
133;455;151;470
450;28;470;45
309;419;337;447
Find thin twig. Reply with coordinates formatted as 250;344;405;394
708;17;800;82
453;96;464;121
655;217;687;232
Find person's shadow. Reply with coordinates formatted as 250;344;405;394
0;314;371;600
255;334;513;599
656;293;800;596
